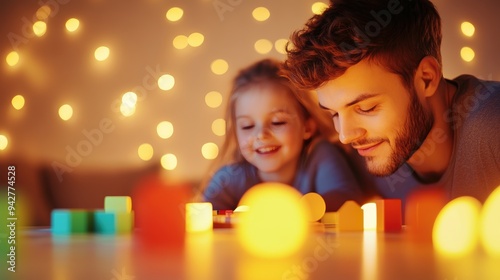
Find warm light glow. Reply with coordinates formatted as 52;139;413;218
300;192;326;222
166;7;184;22
58;104;73;121
173;35;189;49
211;119;226;136
254;39;273;54
161;153;177;170
122;92;138;107
33;21;47;37
480;186;500;256
11;95;25;110
157;121;174;139
188;32;204;47
201;142;218;160
0;135;8;150
65;18;80;32
361;203;377;230
205;91;223;108
120;102;136;117
460;47;475;62
138;143;154;161
6;51;20;66
433;196;481;256
252;7;270;21
186;202;213;232
461;21;475;37
210;59;228;75
158;74;175;91
36;5;51;20
274;39;288;54
312;2;328;14
236;182;309;258
94;46;110;61
234;205;249;213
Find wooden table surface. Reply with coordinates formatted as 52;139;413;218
3;226;500;280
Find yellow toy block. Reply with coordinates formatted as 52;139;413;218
94;211;134;234
336;200;363;231
104;196;132;213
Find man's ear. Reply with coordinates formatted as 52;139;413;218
414;56;441;98
303;118;317;140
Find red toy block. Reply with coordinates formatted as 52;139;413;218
376;199;402;232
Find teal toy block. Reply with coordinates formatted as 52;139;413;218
94;211;134;234
51;209;92;235
104;196;132;213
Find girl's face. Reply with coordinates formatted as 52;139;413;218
234;84;314;182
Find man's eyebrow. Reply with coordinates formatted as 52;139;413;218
319;93;380;111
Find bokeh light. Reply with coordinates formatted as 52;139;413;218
460;47;475;62
11;95;25;110
312;2;328;15
0;135;8;150
205;91;223;108
65;18;80;32
94;46;110;61
252;7;270;21
461;21;475;37
480;186;500;256
173;35;189;49
58;104;74;121
211;119;226;136
33;21;47;37
236;182;309;258
210;59;228;75
433;196;481;256
201;142;218;160
254;39;273;54
6;51;20;66
138;143;154;161
166;7;183;22
188;32;204;47
157;121;174;139
36;5;51;20
158;74;175;91
274;39;288;54
161;153;177;170
120;102;136;117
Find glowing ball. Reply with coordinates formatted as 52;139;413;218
300;192;326;222
185;202;213;232
361;203;377;230
480;186;500;256
236;183;309;258
432;196;481;256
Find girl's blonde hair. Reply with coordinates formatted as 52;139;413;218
199;58;339;193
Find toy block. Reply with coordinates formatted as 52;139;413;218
376;199;402;232
185;202;213;232
321;212;337;226
361;202;377;230
51;209;92;234
336;200;363;231
405;186;447;242
94;211;134;234
300;192;326;222
132;175;190;249
104;196;132;213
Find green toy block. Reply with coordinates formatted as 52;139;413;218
94;211;134;234
104;196;132;213
51;209;92;234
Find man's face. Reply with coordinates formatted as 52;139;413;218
316;60;434;176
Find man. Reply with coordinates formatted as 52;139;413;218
283;0;500;203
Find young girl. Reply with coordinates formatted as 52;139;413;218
201;58;365;212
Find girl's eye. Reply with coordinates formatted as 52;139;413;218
240;125;254;130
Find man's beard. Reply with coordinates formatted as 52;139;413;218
365;90;434;176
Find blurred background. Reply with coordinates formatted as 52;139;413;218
0;0;499;209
